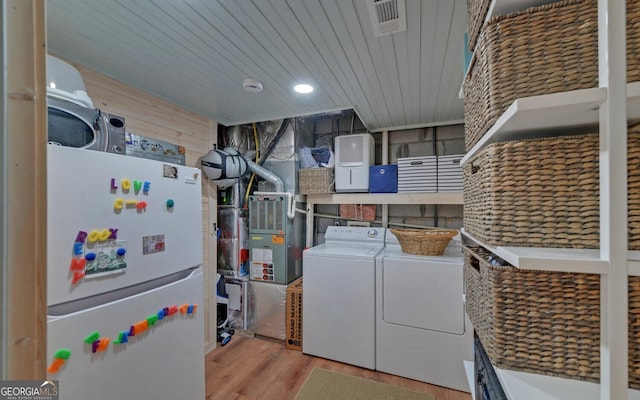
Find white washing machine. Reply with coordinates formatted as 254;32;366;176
375;230;473;392
302;226;386;369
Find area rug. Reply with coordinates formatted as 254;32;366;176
294;368;435;400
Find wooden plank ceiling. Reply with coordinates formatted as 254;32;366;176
46;0;467;131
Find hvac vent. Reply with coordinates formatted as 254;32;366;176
368;0;407;37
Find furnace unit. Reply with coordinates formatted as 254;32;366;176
248;194;303;285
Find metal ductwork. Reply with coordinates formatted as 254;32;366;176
246;160;284;193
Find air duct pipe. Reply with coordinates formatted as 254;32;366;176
247;160;298;219
246;159;284;193
201;146;285;192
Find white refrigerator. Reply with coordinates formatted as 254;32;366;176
46;145;205;400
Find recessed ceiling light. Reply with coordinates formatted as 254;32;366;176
294;84;313;94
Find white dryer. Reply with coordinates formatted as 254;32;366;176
302;226;385;369
375;230;473;392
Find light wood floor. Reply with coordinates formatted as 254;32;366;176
205;333;472;400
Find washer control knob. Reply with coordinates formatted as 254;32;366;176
367;229;378;238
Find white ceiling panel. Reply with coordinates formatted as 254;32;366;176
46;0;467;131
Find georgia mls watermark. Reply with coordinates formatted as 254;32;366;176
0;380;59;400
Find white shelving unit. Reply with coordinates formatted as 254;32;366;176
304;191;463;248
461;228;609;274
305;191;463;206
460;83;640;165
462;0;631;398
494;368;640;400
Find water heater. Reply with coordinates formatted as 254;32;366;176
335;133;375;192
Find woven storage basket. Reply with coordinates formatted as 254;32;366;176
463;124;640;249
463;0;640;151
463;245;602;382
466;0;492;52
299;168;334;195
630;278;640;388
464;245;640;387
389;228;458;256
630;130;640;249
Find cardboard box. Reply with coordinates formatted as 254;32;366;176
285;277;303;351
339;204;377;222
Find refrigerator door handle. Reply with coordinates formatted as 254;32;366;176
48;267;202;318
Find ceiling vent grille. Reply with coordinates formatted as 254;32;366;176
368;0;407;37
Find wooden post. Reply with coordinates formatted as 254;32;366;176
4;0;48;379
